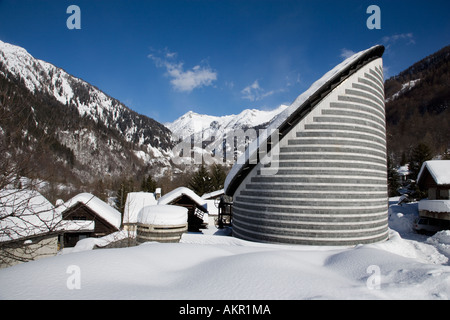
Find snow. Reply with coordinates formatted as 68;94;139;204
427;231;450;259
137;205;188;226
1;197;450;300
418;160;450;185
225;45;383;192
157;187;207;210
201;189;224;200
58;220;95;232
166;106;289;141
0;189;59;242
397;164;411;177
166;106;289;165
68;230;129;253
56;193;121;230
388;199;418;234
0;40;171;169
419;200;450;213
123;192;157;224
387;78;421;102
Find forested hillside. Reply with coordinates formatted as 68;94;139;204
0;40;175;201
385;45;450;163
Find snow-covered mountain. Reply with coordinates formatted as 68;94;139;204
0;40;172;151
166;106;288;164
0;40;173;186
166;105;288;141
0;39;290;192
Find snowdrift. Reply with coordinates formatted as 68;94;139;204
1;198;449;300
1;228;450;300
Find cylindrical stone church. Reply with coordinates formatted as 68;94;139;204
224;45;388;245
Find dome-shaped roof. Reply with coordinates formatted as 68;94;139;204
137;205;188;226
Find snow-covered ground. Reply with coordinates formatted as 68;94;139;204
1;198;450;300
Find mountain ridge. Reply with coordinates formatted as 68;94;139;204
0;40;174;197
0;40;173;151
166;105;289;139
1;39;449;199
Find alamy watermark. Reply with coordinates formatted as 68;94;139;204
366;5;381;30
366;265;381;290
66;5;81;30
171;125;280;175
66;265;81;290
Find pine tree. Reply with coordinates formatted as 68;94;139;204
141;175;156;193
387;156;401;197
115;178;134;214
442;149;450;160
409;142;433;180
188;164;212;196
210;163;227;191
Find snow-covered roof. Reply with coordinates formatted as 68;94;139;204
58;220;95;232
418;160;450;186
157;187;207;210
397;165;411;177
57;193;122;229
137;205;188;226
123;192;157;224
0;189;59;242
224;45;385;195
201;189;224;200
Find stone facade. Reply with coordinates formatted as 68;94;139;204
230;56;389;245
1;235;59;269
136;223;187;244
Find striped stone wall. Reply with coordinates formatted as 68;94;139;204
232;58;389;245
136;223;187;244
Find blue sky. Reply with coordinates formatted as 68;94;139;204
0;0;449;123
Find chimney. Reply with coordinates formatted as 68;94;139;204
155;188;162;200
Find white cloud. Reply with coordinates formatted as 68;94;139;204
285;72;301;87
149;50;217;93
382;33;415;46
241;80;263;101
340;48;356;60
241;80;284;102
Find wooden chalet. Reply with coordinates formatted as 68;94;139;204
58;193;121;248
417;160;450;221
157;187;208;232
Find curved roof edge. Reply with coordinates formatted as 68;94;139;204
225;45;385;195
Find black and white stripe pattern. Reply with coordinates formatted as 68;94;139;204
232;59;388;245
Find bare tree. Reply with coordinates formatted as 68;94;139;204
0;99;63;267
0;188;60;267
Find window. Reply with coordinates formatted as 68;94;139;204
437;189;449;200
